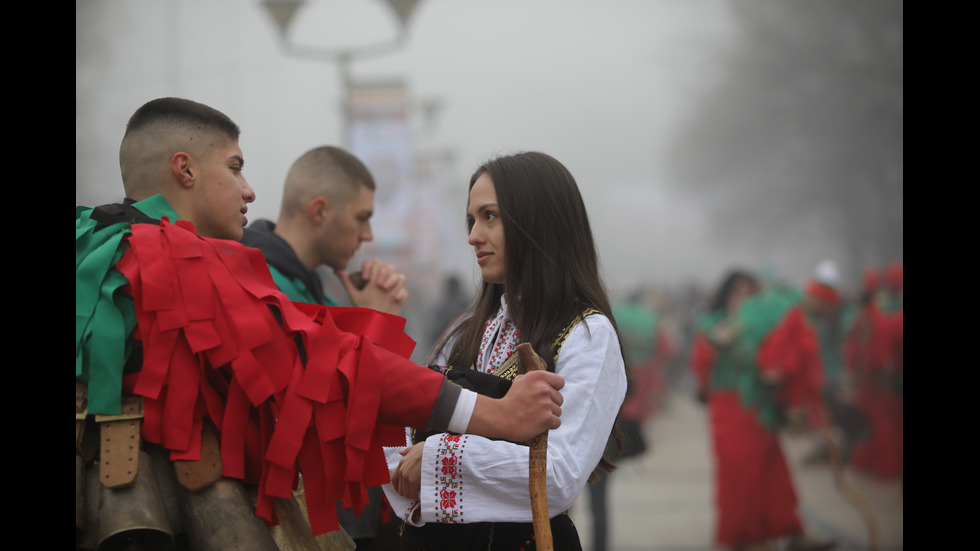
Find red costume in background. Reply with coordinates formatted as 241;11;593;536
846;265;903;479
692;336;803;548
757;303;829;430
692;285;829;549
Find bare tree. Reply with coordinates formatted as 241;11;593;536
670;0;902;284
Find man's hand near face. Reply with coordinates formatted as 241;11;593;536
337;258;410;315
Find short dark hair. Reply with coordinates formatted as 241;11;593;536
302;145;376;192
124;97;240;142
280;146;376;216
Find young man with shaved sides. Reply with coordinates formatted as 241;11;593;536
242;146;409;315
241;147;420;547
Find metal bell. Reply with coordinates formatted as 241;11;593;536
175;477;278;551
96;450;175;551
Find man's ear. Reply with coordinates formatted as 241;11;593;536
309;197;331;224
171;152;195;187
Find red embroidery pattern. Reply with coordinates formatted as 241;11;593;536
480;318;497;364
486;321;519;372
478;298;520;374
434;434;467;523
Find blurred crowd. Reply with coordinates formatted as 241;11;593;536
575;259;903;551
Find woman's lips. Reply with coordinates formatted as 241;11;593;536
477;252;492;266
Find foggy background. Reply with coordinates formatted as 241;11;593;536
76;0;902;360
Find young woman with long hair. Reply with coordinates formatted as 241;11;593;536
385;151;628;550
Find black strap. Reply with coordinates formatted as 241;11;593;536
90;202;159;230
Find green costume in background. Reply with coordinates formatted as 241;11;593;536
695;285;802;430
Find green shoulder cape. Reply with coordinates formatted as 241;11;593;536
76;194;179;414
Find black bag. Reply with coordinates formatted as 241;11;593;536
616;419;647;459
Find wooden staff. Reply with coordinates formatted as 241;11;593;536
818;405;878;551
517;343;554;551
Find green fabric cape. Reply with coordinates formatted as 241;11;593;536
76;194;179;414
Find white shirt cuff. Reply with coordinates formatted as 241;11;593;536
447;388;477;434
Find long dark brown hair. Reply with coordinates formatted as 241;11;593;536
431;151;625;480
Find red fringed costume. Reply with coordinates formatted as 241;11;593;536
115;219;444;535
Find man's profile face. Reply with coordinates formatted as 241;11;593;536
188;140;255;240
317;185;374;270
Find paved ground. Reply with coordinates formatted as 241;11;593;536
566;386;904;551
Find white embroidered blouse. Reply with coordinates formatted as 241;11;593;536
383;296;627;525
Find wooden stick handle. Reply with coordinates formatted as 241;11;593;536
517;343;554;551
348;271;368;290
819;405;878;551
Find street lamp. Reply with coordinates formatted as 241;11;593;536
261;0;423;147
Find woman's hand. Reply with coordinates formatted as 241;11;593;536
391;442;425;501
